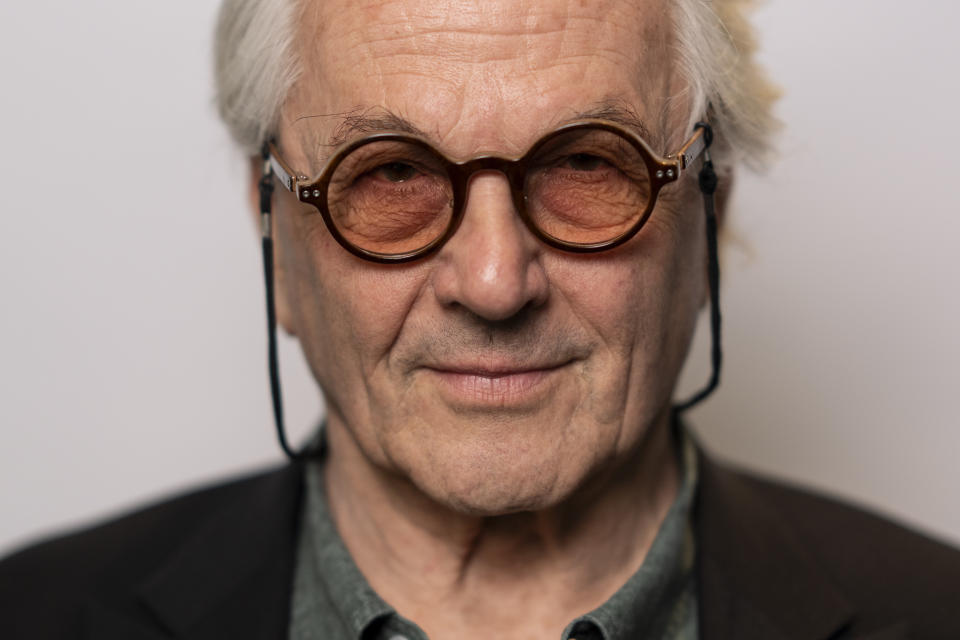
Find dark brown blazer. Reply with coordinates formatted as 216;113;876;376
1;452;958;639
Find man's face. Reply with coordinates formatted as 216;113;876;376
270;0;706;513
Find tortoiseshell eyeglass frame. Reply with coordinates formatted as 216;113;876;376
265;119;710;263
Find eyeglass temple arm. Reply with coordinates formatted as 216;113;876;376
266;142;298;193
675;125;712;171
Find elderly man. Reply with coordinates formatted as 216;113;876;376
2;0;958;638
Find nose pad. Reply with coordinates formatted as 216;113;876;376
432;171;548;321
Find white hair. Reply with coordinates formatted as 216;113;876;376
214;0;779;168
672;0;780;170
214;0;301;156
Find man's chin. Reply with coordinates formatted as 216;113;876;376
397;440;596;517
424;482;570;518
366;399;628;517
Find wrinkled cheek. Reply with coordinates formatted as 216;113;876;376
294;236;428;431
575;208;702;444
271;211;361;412
636;203;706;406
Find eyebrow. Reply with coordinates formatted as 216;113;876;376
566;101;654;142
298;100;655;153
325;109;429;147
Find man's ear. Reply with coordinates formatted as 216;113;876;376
248;155;297;337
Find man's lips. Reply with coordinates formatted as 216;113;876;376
427;362;568;377
421;361;571;404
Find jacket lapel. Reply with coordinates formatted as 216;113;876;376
696;453;855;640
83;601;172;640
695;454;910;640
84;463;304;640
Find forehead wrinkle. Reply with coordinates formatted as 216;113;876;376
292;0;678;160
331;0;660;69
329;10;567;73
358;0;616;39
339;30;612;76
308;0;673;87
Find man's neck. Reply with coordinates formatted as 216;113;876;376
322;414;680;640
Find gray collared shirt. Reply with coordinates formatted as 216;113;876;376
290;431;699;640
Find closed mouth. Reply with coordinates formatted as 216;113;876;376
422;360;572;406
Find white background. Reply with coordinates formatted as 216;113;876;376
1;1;958;555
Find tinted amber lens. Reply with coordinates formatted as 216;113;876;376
327;140;454;255
525;128;651;245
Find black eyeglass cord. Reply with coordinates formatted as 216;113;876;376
259;125;722;460
674;121;722;413
259;148;309;461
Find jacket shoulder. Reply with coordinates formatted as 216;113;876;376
0;464;298;637
704;458;960;636
743;468;960;577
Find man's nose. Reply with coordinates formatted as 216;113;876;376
431;172;549;321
